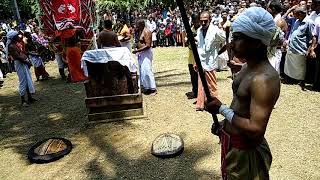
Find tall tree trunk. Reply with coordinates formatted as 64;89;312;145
12;0;21;21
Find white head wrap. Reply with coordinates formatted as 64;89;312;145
232;7;276;46
5;30;18;60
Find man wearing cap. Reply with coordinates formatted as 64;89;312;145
206;7;280;179
7;30;36;106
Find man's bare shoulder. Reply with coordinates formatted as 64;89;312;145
251;66;281;100
254;66;280;84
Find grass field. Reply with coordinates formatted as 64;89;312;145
0;47;320;180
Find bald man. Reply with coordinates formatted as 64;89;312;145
195;11;224;111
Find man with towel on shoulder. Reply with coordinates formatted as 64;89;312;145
206;7;280;179
7;30;36;106
195;11;225;111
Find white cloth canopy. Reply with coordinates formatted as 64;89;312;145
81;47;138;77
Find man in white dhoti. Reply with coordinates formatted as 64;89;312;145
7;30;36;106
284;6;312;90
133;20;157;95
195;11;225;111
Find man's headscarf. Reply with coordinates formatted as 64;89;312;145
5;30;18;60
232;7;276;46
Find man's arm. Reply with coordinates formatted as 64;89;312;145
120;30;131;42
231;75;280;138
97;35;102;49
113;34;121;47
282;5;297;19
309;36;318;57
308;22;318;58
8;45;28;62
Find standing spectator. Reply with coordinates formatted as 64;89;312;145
25;32;49;81
308;0;320;91
7;30;36;106
195;11;223;111
147;16;158;48
133;20;157;95
164;19;173;46
284;6;311;90
186;12;201;99
158;23;165;47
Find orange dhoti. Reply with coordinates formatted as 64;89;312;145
196;70;218;109
66;47;88;82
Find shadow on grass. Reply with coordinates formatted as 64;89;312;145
154;69;178;75
155;72;189;80
0;77;88;159
157;81;192;88
0;70;221;179
83;129;221;179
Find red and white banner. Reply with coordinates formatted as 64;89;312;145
39;0;95;39
52;0;80;22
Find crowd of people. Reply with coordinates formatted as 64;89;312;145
103;0;320;94
0;0;319;100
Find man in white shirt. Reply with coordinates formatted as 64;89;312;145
147;16;158;47
195;11;225;111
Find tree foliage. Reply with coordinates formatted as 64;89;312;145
97;0;152;12
0;0;39;20
96;0;175;12
0;0;175;20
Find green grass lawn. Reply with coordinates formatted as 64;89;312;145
0;47;319;179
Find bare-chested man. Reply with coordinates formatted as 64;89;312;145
97;20;121;48
133;20;157;95
206;7;280;179
7;30;36;106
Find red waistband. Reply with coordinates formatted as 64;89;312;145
220;129;263;150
